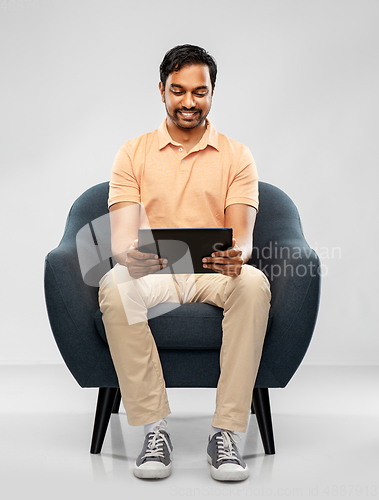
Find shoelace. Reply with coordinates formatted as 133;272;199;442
142;420;170;460
215;430;241;463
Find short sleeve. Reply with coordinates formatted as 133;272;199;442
225;146;259;211
108;144;141;209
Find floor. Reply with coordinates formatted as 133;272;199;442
1;364;378;499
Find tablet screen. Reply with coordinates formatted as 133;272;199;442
138;228;233;274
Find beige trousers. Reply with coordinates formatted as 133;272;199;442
98;264;271;433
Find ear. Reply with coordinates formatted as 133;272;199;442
159;81;165;103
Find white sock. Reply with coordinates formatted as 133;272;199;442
210;426;223;437
144;419;165;435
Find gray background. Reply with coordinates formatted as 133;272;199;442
1;0;378;365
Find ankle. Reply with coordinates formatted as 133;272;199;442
210;426;223;437
144;418;167;435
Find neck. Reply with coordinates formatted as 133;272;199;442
166;119;207;151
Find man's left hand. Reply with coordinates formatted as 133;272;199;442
202;238;244;277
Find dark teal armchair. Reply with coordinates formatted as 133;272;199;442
44;181;321;455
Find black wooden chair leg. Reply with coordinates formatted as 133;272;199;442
112;389;121;414
252;387;275;455
90;387;118;454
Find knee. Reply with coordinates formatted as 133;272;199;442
99;265;132;315
233;265;271;300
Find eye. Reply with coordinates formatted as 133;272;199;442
194;89;209;97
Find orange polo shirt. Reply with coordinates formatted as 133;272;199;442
108;119;259;229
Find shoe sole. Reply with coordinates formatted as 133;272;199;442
133;462;172;479
207;454;249;481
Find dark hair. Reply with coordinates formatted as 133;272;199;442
159;44;217;90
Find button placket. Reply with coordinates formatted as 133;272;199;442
177;145;187;166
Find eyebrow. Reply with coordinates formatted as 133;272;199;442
170;84;210;91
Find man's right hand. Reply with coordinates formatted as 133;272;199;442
124;239;167;279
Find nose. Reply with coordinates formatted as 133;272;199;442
182;92;195;109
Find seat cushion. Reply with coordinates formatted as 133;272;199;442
94;302;224;350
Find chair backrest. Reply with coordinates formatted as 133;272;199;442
67;183;114;287
250;182;306;266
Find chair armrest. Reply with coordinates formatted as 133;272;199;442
44;240;117;387
252;241;321;387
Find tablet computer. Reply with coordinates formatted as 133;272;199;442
138;228;233;274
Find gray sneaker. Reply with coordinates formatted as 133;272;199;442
207;430;249;481
133;420;173;479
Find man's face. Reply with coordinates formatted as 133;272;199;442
159;64;214;131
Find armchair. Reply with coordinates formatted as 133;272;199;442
44;181;320;455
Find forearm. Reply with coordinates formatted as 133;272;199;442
111;231;138;266
235;237;253;265
112;246;132;267
224;204;256;265
109;202;139;266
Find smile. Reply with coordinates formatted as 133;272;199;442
178;111;199;118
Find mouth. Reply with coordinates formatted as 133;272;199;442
177;110;200;120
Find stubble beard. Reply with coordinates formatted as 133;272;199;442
165;104;210;131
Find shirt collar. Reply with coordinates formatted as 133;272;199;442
158;118;219;152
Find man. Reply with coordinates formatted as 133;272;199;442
99;44;271;481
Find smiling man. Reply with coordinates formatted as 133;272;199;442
98;45;271;481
